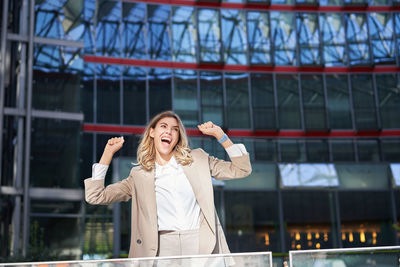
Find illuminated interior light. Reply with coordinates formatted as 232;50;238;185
324;232;328;242
307;232;312;240
315;232;320;239
316;243;321;249
349;232;354;242
265;233;270;246
295;232;301;241
372;232;377;245
342;232;346;240
308;241;313;247
296;244;301;250
360;231;366;243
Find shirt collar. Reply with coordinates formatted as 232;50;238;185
155;156;179;177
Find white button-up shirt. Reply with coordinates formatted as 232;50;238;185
92;144;248;231
154;156;200;230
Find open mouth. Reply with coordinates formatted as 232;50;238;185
161;137;171;144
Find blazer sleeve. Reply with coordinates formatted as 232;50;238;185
203;148;252;180
84;171;133;205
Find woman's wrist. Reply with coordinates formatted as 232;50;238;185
217;133;229;144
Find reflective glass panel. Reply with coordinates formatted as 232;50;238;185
148;68;172;118
271;12;296;66
376;74;400;129
3;42;22;108
336;163;389;189
33;44;83;113
31;200;81;214
83;216;113;258
319;0;342;5
396;14;400;64
330;139;355;161
280;140;306;162
29;217;82;259
225;191;281;253
326;74;353;129
320;13;347;66
351;74;378;130
283;191;336;251
96;64;120;124
280;163;339;187
198;9;222;63
290;247;400;266
225;163;276;189
1;116;18;186
122;2;146;59
35;0;84;41
357;139;380;162
250;73;276;130
391;163;400;186
83;0;95;54
306;139;329;162
200;72;224;126
247;12;272;65
254;139;278;161
339;191;394;247
173;69;199;127
148;5;171;61
271;0;295;5
276;74;301;129
123;67;146;125
96;0;120;57
225;73;250;128
297;13;321;65
0;196;12;254
172;7;196;63
80;133;93;181
30;118;81;188
82;63;94;122
369;13;395;64
301;74;327;130
346;13;370;65
221;9;247;65
382;139;400;162
202;138;227;160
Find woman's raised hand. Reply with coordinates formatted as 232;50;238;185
197;121;224;140
99;137;124;166
104;137;125;155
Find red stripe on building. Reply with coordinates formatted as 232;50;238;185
123;0;400;12
83;123;400;138
84;55;400;73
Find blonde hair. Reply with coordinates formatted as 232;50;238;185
136;111;193;171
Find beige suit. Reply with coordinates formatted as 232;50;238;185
84;148;252;258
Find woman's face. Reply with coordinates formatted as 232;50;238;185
150;117;180;160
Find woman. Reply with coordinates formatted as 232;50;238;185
84;111;252;258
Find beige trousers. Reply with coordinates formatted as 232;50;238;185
156;228;200;257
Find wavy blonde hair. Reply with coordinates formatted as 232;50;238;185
136;111;193;171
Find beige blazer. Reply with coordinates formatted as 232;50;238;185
84;148;252;258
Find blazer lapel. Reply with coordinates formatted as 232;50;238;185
139;168;158;233
182;163;216;235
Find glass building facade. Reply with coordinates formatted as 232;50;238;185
1;0;400;261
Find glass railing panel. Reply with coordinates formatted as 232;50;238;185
289;246;400;267
0;252;272;267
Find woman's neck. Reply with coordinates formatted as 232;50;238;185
155;152;173;166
